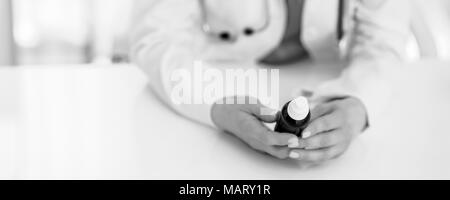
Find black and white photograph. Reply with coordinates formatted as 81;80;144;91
0;0;450;183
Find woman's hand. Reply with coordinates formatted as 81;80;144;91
211;96;299;159
289;96;368;163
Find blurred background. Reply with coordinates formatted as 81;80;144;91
0;0;449;66
0;0;133;66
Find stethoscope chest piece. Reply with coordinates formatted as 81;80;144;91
199;0;271;43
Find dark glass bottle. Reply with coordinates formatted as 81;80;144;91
275;97;311;137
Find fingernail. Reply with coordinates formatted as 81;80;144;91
302;131;311;139
289;152;300;159
260;107;278;116
288;137;299;148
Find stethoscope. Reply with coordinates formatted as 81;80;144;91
199;0;271;43
199;0;345;43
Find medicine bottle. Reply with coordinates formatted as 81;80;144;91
274;96;310;137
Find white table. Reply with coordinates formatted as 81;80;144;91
0;60;449;179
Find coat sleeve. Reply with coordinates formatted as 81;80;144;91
313;0;411;125
130;0;217;128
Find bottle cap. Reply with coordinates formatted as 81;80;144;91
287;96;310;121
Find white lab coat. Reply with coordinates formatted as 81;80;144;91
130;0;411;128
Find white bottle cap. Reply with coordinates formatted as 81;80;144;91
287;96;310;121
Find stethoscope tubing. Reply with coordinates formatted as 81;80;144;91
199;0;344;43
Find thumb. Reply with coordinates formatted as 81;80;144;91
250;103;279;123
308;94;336;110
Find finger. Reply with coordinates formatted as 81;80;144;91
238;114;297;147
309;95;349;107
259;130;298;147
289;143;349;162
247;140;290;159
299;129;349;150
257;110;279;123
309;103;333;122
250;103;279;123
265;146;291;159
302;112;342;139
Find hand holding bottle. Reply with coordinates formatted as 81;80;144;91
288;96;368;163
211;96;300;159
